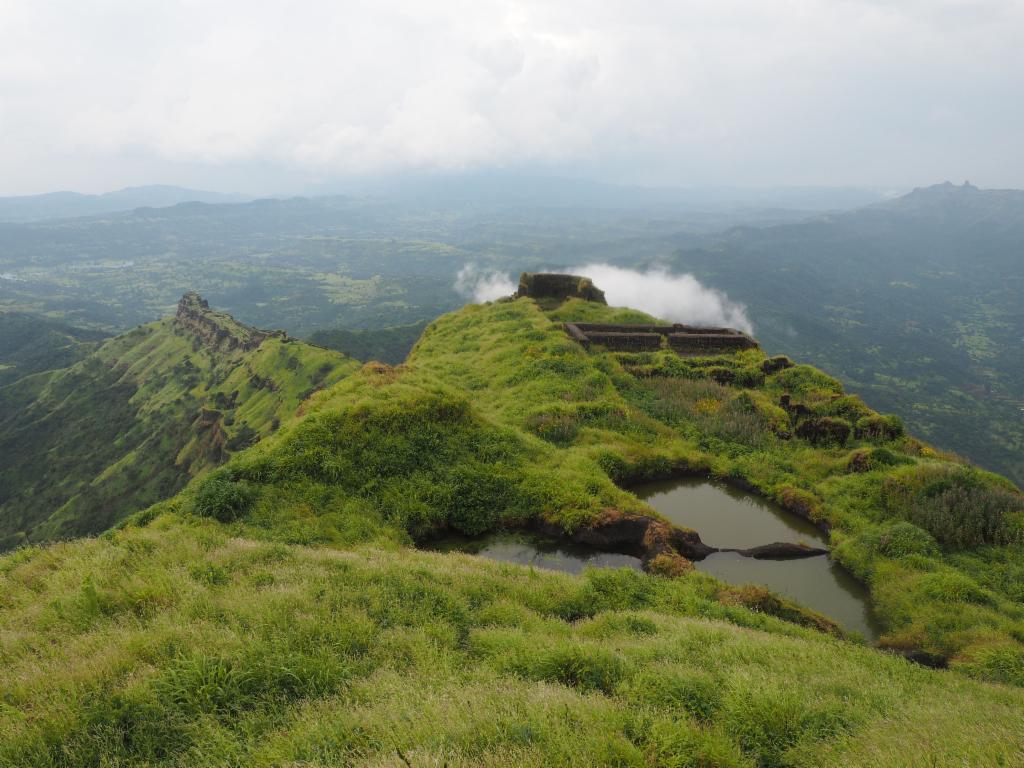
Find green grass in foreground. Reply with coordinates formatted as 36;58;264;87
1;519;1022;767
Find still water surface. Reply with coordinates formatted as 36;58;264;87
636;478;881;639
431;478;881;639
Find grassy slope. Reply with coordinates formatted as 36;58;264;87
410;298;1024;684
1;296;1023;764
1;516;1022;766
0;314;358;550
0;311;107;386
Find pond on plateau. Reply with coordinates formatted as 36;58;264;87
637;478;880;639
430;477;882;639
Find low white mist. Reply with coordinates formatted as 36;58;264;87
454;264;517;302
453;262;752;334
573;264;753;333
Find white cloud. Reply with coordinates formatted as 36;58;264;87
454;264;517;303
0;0;1022;193
573;264;752;333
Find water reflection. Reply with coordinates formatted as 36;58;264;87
634;476;826;549
634;477;881;639
428;532;643;575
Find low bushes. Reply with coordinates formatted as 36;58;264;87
795;417;851;447
881;466;1024;550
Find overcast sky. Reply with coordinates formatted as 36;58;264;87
1;0;1022;195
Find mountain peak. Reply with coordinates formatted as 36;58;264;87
175;292;280;352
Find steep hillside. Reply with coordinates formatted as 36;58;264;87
0;293;357;550
669;181;1024;484
1;291;1023;765
0;312;107;386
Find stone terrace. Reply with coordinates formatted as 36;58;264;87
564;322;758;354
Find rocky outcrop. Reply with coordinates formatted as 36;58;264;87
537;508;715;575
518;273;607;304
174;292;282;352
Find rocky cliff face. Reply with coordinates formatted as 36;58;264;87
174;292;280;352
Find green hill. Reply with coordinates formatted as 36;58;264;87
1;290;1023;765
0;311;108;386
0;293;358;550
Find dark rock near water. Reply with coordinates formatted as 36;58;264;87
537;508;716;574
731;542;828;560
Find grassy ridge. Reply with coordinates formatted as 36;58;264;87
134;296;1024;681
0;310;358;550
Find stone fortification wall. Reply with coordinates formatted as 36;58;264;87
517;273;607;304
564;321;758;355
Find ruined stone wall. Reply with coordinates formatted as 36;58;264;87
517;273;607;304
563;321;758;355
583;332;663;352
667;333;758;353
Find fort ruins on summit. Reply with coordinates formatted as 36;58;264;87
516;272;759;355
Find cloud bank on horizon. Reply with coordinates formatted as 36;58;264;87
453;263;752;333
1;1;1022;194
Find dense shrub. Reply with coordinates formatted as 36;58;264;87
855;414;905;441
523;406;578;445
776;486;821;522
816;394;873;423
918;571;994;605
858;522;940;559
795;417;851;446
193;473;256;522
846;447;913;473
882;467;1024;550
771;365;844;397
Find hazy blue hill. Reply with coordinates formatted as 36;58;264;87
0;184;251;222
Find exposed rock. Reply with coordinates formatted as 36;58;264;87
517;273;607;303
717;584;844;637
174;292;282;352
731;542;828;560
537;508;715;573
898;649;949;669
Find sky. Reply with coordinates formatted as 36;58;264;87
1;0;1022;196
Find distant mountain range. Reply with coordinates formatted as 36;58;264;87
0;184;252;222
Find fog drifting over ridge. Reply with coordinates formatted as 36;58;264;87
454;264;752;333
